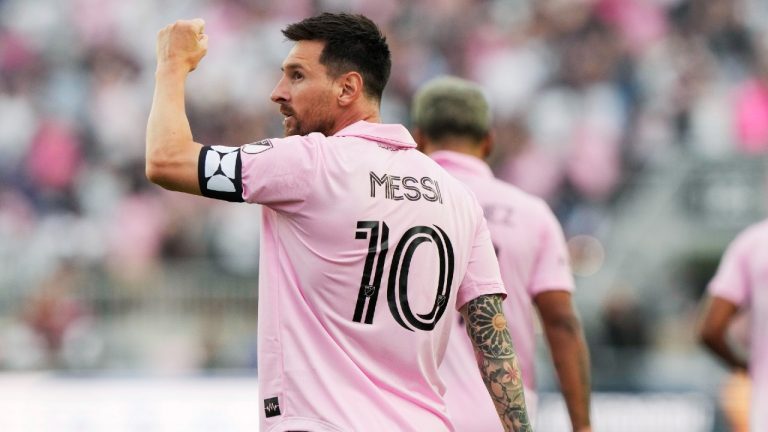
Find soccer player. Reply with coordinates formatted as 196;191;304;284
146;14;532;432
699;220;767;432
412;76;592;431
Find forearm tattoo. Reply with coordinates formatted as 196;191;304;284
464;295;533;432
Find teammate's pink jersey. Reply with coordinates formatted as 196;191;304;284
707;219;768;432
198;122;505;431
431;150;574;431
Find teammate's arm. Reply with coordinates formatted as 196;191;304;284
535;291;592;432
145;19;208;195
460;294;532;432
699;295;748;371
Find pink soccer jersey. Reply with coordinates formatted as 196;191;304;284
707;219;768;432
431;150;575;431
198;122;505;431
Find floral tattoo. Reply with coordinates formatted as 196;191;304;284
463;295;532;432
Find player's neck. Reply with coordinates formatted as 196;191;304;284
329;102;381;135
432;138;486;160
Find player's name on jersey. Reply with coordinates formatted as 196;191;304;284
369;171;443;204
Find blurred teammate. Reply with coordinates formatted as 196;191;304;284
699;221;767;431
146;14;531;432
413;76;592;431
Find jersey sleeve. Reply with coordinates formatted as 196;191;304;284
455;201;507;310
528;200;575;296
198;135;319;212
708;231;752;307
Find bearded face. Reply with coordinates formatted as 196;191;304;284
271;40;339;137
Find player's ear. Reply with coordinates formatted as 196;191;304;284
413;129;430;153
481;131;494;160
337;71;363;107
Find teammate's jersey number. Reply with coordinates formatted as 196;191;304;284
353;221;455;331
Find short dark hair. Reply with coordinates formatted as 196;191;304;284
412;76;491;142
282;13;391;102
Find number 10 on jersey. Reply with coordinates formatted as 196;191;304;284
353;220;455;331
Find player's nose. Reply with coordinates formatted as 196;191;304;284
270;77;289;103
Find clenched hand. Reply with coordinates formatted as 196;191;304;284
155;18;208;74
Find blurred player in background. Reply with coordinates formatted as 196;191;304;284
699;220;767;431
146;13;532;432
413;76;592;431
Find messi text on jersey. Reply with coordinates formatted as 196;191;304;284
369;171;443;204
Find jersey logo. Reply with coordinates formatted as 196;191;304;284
264;396;281;418
242;139;273;154
436;295;447;307
198;146;244;202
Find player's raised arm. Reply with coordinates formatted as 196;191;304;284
145;19;208;195
460;294;533;432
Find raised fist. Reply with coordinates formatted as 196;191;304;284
156;18;208;73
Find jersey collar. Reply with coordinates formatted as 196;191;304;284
430;150;494;178
333;120;417;149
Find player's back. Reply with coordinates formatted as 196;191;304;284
432;150;573;430
248;122;503;432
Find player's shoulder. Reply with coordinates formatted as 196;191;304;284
499;178;544;205
483;176;554;216
257;132;323;151
278;131;361;160
419;154;488;211
747;218;768;235
731;218;768;250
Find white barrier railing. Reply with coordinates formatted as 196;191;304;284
0;373;716;432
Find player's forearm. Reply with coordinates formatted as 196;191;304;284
544;319;592;430
461;295;532;432
701;330;748;371
478;356;532;432
145;65;197;192
699;297;747;372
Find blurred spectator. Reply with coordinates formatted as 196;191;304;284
601;287;650;350
21;261;94;368
732;35;768;153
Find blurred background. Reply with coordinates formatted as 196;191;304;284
1;0;766;430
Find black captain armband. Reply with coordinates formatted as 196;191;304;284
198;145;244;202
